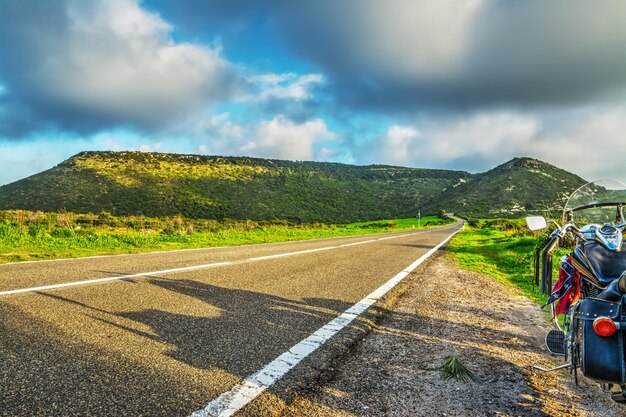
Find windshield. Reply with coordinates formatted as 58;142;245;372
563;180;626;226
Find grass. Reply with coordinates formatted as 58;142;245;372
441;356;477;382
0;210;453;264
344;216;448;229
446;219;568;305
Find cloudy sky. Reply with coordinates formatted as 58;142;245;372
1;0;626;185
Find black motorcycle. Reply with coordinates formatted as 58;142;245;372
528;180;626;402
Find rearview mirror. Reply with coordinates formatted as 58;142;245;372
526;216;547;231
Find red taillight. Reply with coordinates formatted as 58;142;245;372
593;317;617;337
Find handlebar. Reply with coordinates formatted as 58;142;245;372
532;220;625;295
554;223;586;242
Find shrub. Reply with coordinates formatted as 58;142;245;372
467;218;480;228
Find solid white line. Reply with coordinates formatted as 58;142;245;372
189;226;463;417
0;227;453;297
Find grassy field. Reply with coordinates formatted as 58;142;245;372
0;210;452;264
446;219;567;305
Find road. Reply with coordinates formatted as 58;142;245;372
0;223;462;417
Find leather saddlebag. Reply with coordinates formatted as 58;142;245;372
573;297;625;383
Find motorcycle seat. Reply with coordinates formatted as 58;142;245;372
576;240;626;287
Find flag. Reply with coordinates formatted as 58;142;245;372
546;256;581;316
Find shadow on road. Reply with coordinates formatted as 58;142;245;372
1;267;553;417
0;301;204;417
116;277;357;374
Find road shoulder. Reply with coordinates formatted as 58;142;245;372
281;251;624;417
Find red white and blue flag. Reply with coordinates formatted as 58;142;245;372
546;256;581;316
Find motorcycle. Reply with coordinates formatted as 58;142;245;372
528;180;626;402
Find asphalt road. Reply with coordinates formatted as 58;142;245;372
0;223;462;417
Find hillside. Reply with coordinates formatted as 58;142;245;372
425;157;587;218
0;152;468;223
0;152;586;222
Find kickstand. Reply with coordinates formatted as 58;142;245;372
533;363;572;373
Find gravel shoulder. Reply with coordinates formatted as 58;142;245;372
281;251;625;417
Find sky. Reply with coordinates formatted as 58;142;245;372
1;0;626;185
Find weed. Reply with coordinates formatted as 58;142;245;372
441;356;476;382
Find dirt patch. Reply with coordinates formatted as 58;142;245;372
280;252;625;417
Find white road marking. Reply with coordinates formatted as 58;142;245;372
0;262;234;296
248;246;337;261
0;245;229;267
189;226;463;417
338;239;376;247
375;232;418;241
377;234;405;241
0;227;455;297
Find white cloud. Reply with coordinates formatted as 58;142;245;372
424;113;540;161
0;0;238;133
175;113;337;161
357;105;626;184
382;125;421;165
137;143;162;153
242;116;335;160
244;73;325;102
317;147;339;161
527;106;626;181
363;112;538;168
189;113;245;140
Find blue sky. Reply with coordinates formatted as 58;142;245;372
1;0;626;185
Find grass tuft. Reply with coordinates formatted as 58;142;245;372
441;356;477;382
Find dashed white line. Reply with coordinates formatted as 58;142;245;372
0;262;234;296
0;227;454;297
189;226;463;417
0;246;227;266
338;239;376;247
247;246;337;261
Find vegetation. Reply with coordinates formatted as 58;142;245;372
433;157;586;219
0;152;586;222
0;151;467;223
441;356;477;383
0;210;452;264
447;218;567;305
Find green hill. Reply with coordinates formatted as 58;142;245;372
0;152;468;223
0;152;586;222
425;157;587;218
